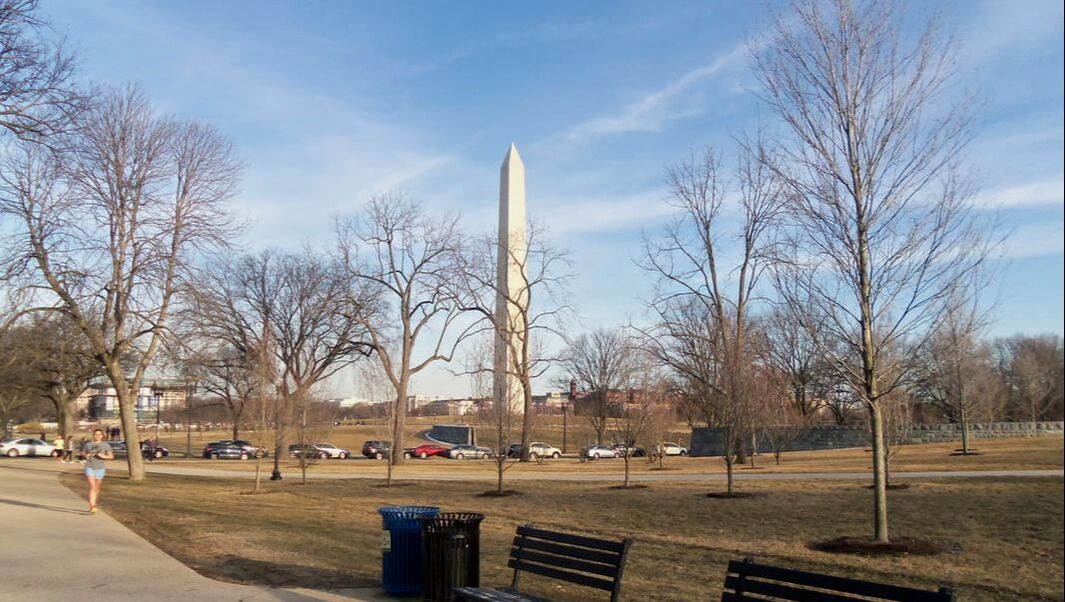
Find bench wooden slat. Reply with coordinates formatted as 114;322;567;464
512;548;620;578
454;586;549;602
726;560;953;602
725;575;870;602
516;525;627;553
507;558;616;592
511;536;623;566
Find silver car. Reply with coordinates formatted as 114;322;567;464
1;437;58;458
448;444;494;459
581;444;619;460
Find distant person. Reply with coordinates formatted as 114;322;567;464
64;436;74;463
53;433;65;463
82;429;114;515
143;438;156;462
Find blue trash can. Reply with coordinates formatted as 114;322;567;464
379;505;440;596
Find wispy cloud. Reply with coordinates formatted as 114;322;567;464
973;176;1064;209
564;43;747;143
1001;221;1064;259
540;193;674;236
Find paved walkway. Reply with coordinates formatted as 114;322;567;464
0;462;391;602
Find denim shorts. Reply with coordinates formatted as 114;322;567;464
84;467;106;479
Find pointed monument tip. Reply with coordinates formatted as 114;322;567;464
503;142;523;167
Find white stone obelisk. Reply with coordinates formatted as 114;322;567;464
493;144;528;414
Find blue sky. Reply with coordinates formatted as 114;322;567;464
40;1;1064;398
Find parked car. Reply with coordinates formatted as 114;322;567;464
611;443;645;458
362;440;391;459
203;440;266;460
581;444;620;460
448;444;494;460
655;442;689;456
289;443;351;459
0;437;57;458
507;442;562;460
410;443;449;459
111;440;170;459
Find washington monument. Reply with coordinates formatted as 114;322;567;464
493;144;528;414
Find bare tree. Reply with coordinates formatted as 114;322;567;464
559;328;636;446
189;249;371;481
0;0;83;142
611;359;667;488
0;86;242;480
995;335;1064;425
456;221;571;461
913;286;995;454
763;305;833;417
756;0;989;541
637;141;780;496
336;193;478;466
11;315;102;437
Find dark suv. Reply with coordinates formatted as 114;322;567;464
203;439;266;460
361;440;391;459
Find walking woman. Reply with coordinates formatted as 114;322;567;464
82;429;113;515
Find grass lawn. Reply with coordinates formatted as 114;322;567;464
60;471;1064;601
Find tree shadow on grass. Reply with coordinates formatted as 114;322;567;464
196;555;373;589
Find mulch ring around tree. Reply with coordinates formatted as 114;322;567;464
949;450;984;456
704;491;768;499
371;482;415;489
608;484;649;490
477;489;524;498
864;483;913;490
809;536;957;556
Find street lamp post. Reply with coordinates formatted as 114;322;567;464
564;378;576;454
561;402;568;454
152;386;164;445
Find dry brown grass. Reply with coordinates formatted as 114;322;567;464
146;435;1064;481
60;471;1064;601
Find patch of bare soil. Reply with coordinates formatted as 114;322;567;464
705;491;767;499
809;536;954;556
477;489;523;497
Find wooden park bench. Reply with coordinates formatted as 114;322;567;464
454;524;633;602
723;558;955;601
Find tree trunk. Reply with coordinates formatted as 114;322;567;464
116;389;145;480
53;399;72;438
960;404;970;455
623;456;630;488
869;403;889;542
391;378;408;467
254;455;262;492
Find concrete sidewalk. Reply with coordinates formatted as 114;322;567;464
0;462;391;602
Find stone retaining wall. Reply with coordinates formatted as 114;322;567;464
690;421;1064;457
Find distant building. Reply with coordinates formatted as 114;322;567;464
418;398;479;417
79;380;188;421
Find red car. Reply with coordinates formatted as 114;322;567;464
411;443;449;459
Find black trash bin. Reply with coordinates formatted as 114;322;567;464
379;505;441;596
420;512;486;602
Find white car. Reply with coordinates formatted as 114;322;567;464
1;437;58;458
656;442;689;456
